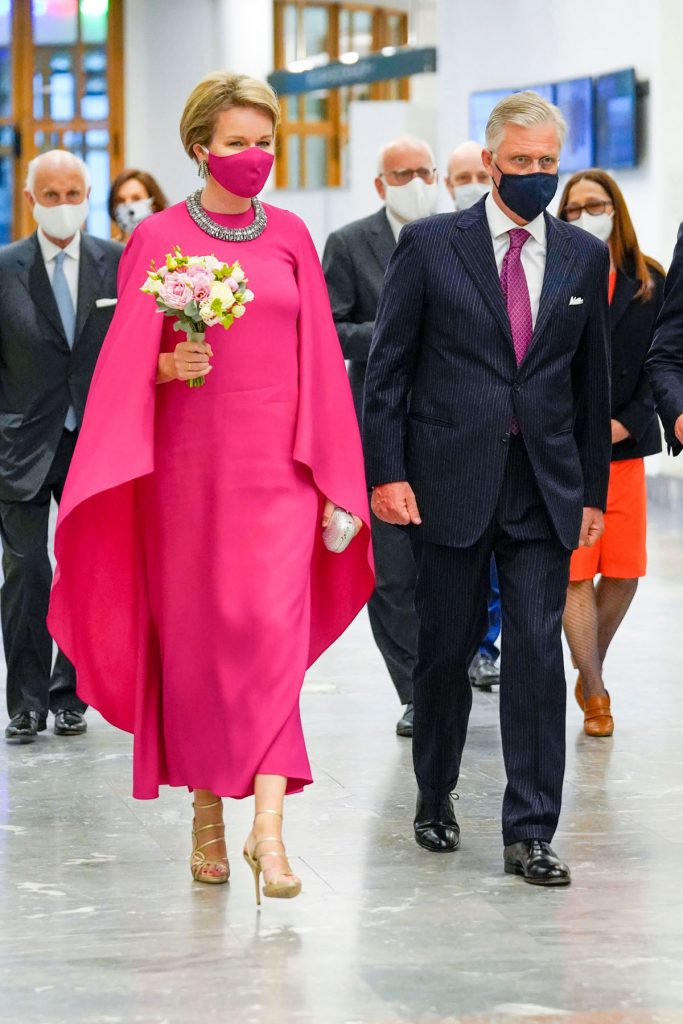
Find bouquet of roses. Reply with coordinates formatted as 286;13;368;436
141;246;254;388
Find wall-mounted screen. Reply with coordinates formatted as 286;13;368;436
595;68;637;169
555;77;594;173
525;84;555;103
469;89;512;145
469;85;554;146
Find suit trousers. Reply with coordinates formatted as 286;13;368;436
410;435;570;845
0;429;84;719
368;515;417;704
351;372;418;703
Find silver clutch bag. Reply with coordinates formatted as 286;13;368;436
322;507;356;554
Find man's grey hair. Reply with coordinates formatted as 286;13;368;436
485;91;567;152
25;150;91;195
376;135;436;175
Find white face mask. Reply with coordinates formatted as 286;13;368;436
575;210;614;243
453;182;490;211
114;196;154;233
384;177;438;224
32;199;90;240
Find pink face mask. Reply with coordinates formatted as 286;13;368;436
202;146;274;198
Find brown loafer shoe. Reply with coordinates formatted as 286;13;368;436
574;675;585;711
583;692;614;737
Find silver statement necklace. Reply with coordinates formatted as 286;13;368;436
185;189;268;242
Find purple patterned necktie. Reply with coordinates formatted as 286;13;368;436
500;228;532;365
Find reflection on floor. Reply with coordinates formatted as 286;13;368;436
1;502;682;1024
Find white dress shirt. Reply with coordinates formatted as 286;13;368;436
37;228;81;312
485;191;546;328
385;206;404;243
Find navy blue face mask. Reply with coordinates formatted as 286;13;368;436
494;164;558;222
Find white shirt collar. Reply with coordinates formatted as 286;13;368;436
37;227;81;264
485;190;546;248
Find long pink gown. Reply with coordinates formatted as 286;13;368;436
47;199;374;799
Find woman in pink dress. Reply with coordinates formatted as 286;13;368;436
47;73;374;902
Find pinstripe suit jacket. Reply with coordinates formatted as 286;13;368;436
362;197;612;550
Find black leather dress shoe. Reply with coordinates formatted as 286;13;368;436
414;792;460;852
396;702;413;737
468;653;500;689
504;839;571;886
5;711;46;743
54;710;87;736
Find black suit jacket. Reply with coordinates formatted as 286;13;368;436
322;208;395;411
647;222;683;455
610;265;664;461
363;198;612;551
0;231;123;502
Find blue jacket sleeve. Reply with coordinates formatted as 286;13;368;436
361;222;425;487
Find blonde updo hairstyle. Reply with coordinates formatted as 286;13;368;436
180;71;281;163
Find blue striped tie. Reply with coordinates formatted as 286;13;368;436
52;251;77;431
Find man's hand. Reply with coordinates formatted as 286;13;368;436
610;419;630;444
675;413;683;446
371;482;422;526
578;507;604;548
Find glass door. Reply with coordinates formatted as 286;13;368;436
2;0;123;242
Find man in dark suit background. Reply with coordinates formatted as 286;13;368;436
0;150;123;742
322;136;438;738
363;93;611;885
647;223;683;454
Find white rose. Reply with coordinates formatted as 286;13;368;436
141;276;162;295
231;265;245;283
209;281;236;308
232;303;246;318
199;301;220;326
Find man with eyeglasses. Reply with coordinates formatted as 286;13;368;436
364;93;611;886
322;136;438;738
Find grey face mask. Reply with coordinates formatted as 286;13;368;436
114;196;154;233
453;181;490;211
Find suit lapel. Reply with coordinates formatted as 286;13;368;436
367;208;396;274
610;268;638;332
529;214;577;350
75;234;106;344
21;234;70;349
451;205;513;346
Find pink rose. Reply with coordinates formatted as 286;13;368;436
184;265;214;303
159;272;194;310
226;276;239;292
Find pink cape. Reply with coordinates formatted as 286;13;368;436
47;200;374;797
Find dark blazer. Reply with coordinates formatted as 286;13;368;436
322;208;395;411
362;197;612;551
0;231;123;502
610;264;664;461
647;222;683;455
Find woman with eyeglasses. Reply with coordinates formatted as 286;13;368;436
557;169;665;737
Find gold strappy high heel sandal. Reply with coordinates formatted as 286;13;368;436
191;798;230;884
243;810;302;906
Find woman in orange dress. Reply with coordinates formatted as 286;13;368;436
557;170;664;737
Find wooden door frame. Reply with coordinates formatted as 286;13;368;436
12;0;125;240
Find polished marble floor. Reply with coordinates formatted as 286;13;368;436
1;503;683;1024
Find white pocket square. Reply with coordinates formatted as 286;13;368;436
95;298;117;308
568;296;584;306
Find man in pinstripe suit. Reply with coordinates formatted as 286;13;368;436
363;93;611;885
